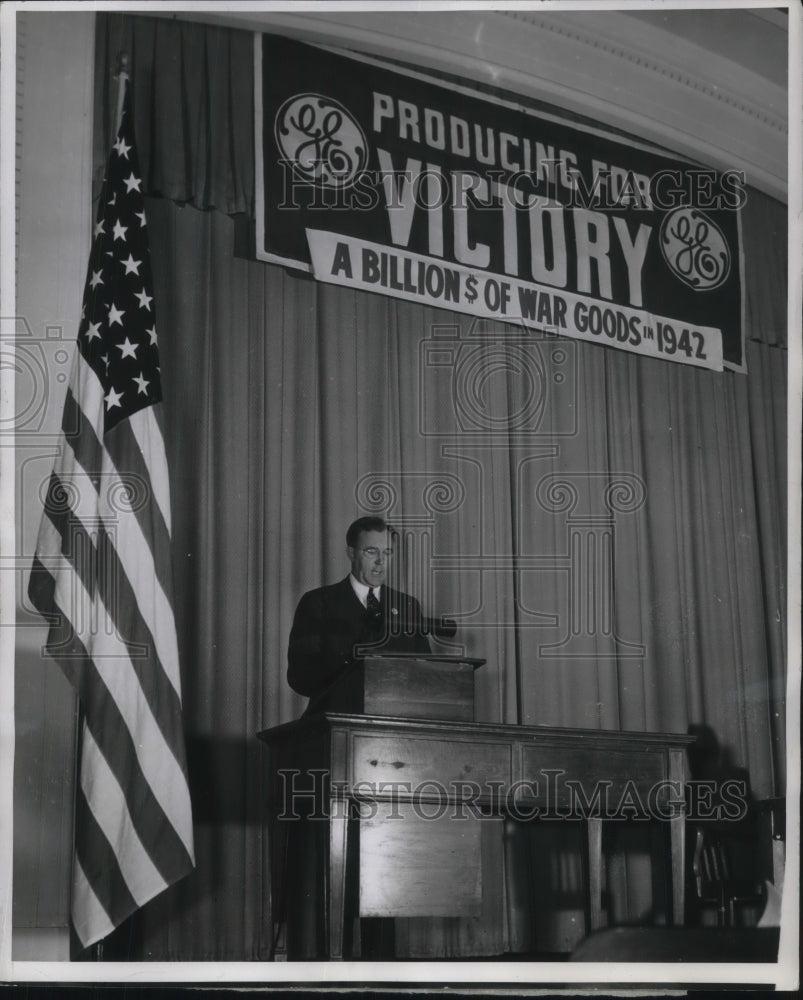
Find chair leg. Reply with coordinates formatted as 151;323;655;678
717;887;727;927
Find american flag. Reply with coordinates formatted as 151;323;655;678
28;80;195;950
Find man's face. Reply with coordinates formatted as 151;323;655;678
348;529;393;588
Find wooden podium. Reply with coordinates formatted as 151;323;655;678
324;653;486;720
336;654;489;925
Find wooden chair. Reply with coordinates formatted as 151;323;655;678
690;824;766;927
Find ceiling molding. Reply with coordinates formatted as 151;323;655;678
168;8;788;201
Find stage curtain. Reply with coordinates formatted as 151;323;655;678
93;13;788;960
94;12;253;213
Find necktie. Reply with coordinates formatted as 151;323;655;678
366;588;382;620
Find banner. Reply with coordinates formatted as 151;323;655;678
255;34;746;372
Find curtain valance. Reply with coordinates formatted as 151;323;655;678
95;13;254;215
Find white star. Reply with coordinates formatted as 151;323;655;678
135;288;153;311
113;136;131;159
124;173;142;194
89;269;104;289
121;254;141;276
146;326;158;345
108;303;125;327
112;219;128;242
85;321;102;343
105;386;124;410
133;372;150;395
101;354;110;372
135;210;147;228
94;219;105;237
109;193;117;207
117;337;138;359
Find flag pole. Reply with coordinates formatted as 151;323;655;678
114;52;129;135
89;49;131;965
83;50;130;964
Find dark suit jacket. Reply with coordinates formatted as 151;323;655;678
287;576;431;713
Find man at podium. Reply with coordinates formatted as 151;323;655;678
287;516;432;714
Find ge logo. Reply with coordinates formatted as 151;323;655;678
274;93;368;187
659;207;731;290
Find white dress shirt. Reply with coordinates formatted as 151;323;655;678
349;574;382;608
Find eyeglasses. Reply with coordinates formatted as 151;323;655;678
360;547;393;559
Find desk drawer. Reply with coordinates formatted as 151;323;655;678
519;744;667;812
351;734;512;796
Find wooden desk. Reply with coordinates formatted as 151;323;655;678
258;713;694;959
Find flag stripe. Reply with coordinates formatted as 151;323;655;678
96;527;186;746
74;783;139;931
40;466;183;722
35;494;188;793
128;405;172;536
67;343;105;437
95;487;182;700
38;478;98;598
28;555;58;616
103;413;175;608
30;541;194;881
80;725;169;905
72;651;195;885
49;552;194;863
43;461;102;546
71;857;117;947
62;389;104;493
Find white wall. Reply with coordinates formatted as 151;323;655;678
13;10;95;961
